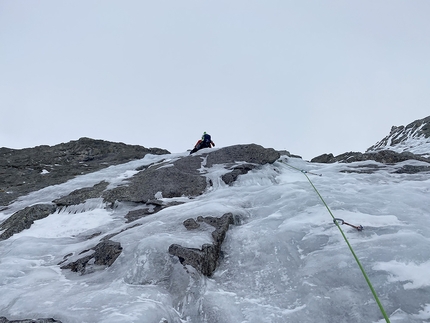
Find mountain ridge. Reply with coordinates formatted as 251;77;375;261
367;116;430;155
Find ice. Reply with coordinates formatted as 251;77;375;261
14;203;114;239
373;260;430;290
1;153;430;322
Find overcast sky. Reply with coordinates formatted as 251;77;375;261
1;1;429;160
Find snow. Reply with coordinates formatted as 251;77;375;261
386;136;430;157
368;124;430;158
1;151;430;322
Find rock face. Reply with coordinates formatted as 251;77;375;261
102;160;208;204
205;144;280;167
199;144;280;186
0;137;169;207
103;144;280;203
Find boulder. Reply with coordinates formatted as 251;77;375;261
221;164;257;185
60;239;122;275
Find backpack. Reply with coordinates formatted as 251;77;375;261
202;133;211;144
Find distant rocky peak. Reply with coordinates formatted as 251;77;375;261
366;116;430;157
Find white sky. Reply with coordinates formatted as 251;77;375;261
1;1;429;160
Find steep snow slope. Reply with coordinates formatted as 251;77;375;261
1;152;430;323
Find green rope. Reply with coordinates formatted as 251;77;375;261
284;162;391;323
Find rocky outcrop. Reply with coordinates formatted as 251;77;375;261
311;150;429;165
0;204;56;240
192;144;280;185
53;181;109;207
60;239;123;275
0;137;169;207
102;144;280;203
205;144;280;167
278;150;302;159
124;202;164;222
102;160;208;204
393;164;430;174
169;213;235;276
0;317;62;323
221;164;257;185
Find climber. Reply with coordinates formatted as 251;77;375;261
189;132;215;154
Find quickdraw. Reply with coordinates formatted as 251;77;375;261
300;169;322;176
333;218;363;231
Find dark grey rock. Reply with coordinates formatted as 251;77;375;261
102;145;280;209
188;144;280;185
0;317;62;323
0;137;169;207
393;165;430;174
169;243;219;277
169;213;234;276
60;239;122;275
93;239;123;266
200;213;235;246
311;150;429;165
102;162;208;204
0;204;56;240
310;153;336;163
183;218;200;230
53;181;109;206
205;144;280;167
124;203;164;222
339;164;387;174
221;164;257;185
278;150;302;159
173;153;206;173
60;254;93;274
